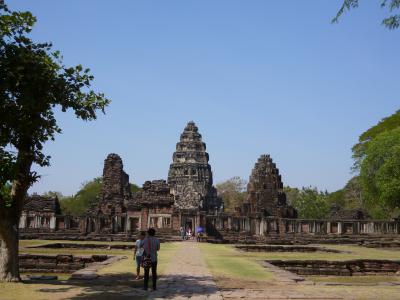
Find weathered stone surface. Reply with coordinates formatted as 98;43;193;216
23;195;61;213
267;259;400;276
245;154;297;217
129;180;174;207
168;121;222;212
101;153;131;202
329;204;370;220
19;254;110;273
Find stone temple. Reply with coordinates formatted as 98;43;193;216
168;121;221;211
19;121;400;241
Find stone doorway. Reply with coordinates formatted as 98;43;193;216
182;216;195;233
130;217;139;232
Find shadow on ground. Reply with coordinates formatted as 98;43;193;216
25;273;220;299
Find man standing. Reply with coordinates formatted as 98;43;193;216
134;231;146;280
141;228;160;291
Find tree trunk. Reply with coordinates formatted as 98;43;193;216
0;148;33;282
0;219;20;282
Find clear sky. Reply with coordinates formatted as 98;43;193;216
9;1;400;196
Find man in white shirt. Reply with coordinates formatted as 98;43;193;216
134;231;146;280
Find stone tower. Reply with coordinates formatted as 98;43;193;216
100;153;131;209
246;154;294;217
168;121;221;211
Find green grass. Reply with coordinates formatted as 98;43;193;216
199;243;274;281
307;275;400;284
22;273;71;280
234;244;400;261
98;242;179;275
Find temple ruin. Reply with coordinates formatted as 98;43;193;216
20;121;400;241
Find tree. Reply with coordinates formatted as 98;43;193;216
333;0;400;29
216;177;247;212
325;177;363;209
360;128;400;218
60;177;103;216
352;110;400;171
60;178;141;216
0;4;110;281
290;187;330;219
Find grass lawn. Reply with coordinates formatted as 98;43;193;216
306;275;400;284
199;243;274;281
233;244;400;261
98;241;179;276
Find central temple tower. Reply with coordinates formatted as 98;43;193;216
168;121;221;212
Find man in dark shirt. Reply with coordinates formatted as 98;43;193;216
141;228;160;291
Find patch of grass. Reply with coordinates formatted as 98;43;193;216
98;242;179;276
307;275;400;284
199;243;274;281
0;282;84;300
235;244;400;261
22;273;71;280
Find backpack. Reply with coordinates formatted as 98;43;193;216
141;238;152;269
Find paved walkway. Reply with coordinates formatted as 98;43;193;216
150;241;223;300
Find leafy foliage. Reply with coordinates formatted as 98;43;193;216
216;177;247;212
360;128;400;218
333;0;400;29
0;3;110;281
60;178;141;216
285;186;330;219
60;177;102;216
352;110;400;171
0;2;110;213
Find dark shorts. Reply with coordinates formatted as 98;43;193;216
136;256;142;268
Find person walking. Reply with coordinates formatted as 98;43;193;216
179;226;185;240
134;231;146;280
141;228;160;291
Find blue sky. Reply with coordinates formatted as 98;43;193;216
9;1;399;195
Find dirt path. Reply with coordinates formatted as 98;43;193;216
150;240;223;299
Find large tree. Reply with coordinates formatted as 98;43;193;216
333;0;400;29
352;110;400;171
216;177;247;212
288;187;330;219
0;4;110;281
360;128;400;218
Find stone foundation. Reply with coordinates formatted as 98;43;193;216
235;245;344;253
28;243;135;250
19;254;109;273
267;259;400;276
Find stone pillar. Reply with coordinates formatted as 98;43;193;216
126;217;131;231
228;217;232;230
19;214;27;229
50;216;56;230
337;222;342;235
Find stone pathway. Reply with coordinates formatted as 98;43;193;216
149;241;223;300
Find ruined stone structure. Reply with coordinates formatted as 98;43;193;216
20;195;77;231
168;121;221;212
245;154;297;218
19;121;400;241
83;153;130;234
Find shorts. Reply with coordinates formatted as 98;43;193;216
136;256;142;268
